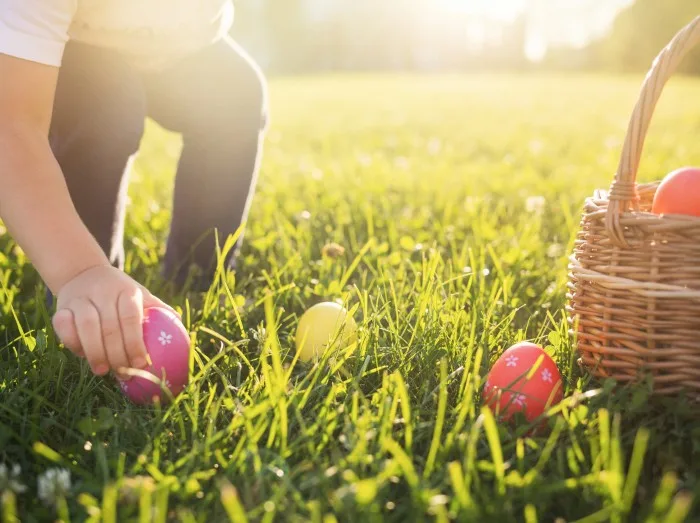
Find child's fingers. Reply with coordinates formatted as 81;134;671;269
117;288;149;370
52;308;83;356
70;298;109;376
96;300;131;381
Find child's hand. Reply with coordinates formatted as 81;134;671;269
51;265;176;379
0;52;176;379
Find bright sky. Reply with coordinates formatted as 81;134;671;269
440;0;526;20
440;0;635;60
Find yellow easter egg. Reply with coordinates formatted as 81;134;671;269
295;302;357;362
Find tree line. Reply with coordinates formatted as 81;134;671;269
542;0;700;74
231;0;700;75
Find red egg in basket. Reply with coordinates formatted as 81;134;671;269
651;166;700;218
483;342;564;423
117;307;190;405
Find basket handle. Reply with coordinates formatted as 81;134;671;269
606;15;700;247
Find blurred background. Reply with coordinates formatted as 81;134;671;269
230;0;700;75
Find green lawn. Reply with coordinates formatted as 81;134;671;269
2;73;700;522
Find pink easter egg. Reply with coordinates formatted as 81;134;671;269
118;307;190;405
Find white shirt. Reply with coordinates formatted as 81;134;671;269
0;0;234;70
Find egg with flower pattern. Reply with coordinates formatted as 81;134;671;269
483;342;563;423
117;307;190;405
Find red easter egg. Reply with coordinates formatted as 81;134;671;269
117;307;190;405
652;167;700;217
483;342;563;423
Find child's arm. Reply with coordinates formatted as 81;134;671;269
0;52;170;378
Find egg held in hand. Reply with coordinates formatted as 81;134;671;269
118;307;190;405
295;302;357;362
651;166;700;218
483;342;564;423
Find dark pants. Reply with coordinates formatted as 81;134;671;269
49;37;268;290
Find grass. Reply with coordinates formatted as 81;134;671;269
2;72;700;522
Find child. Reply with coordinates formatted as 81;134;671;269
0;1;268;380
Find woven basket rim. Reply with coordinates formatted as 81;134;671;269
583;180;700;227
583;204;700;224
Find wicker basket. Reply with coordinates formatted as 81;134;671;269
566;16;700;400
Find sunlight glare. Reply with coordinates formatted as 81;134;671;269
439;0;526;21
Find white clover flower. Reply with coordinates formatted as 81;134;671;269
0;463;26;494
525;195;546;214
37;468;71;506
547;243;564;258
529;139;544;154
